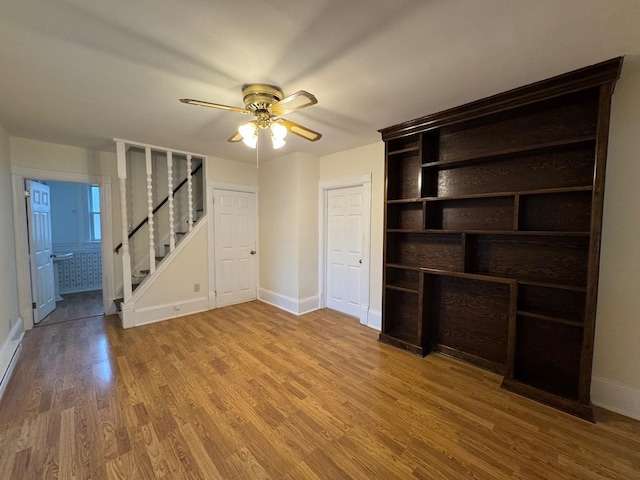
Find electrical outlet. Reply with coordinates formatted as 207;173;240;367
194;283;200;292
175;304;181;311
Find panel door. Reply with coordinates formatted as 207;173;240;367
327;186;364;318
27;180;56;323
214;190;257;307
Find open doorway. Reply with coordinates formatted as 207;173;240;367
11;166;115;331
29;180;105;327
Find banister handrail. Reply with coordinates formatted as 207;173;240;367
114;162;203;253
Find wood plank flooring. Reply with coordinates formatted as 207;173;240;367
1;301;639;479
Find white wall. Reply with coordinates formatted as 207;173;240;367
0;125;20;347
258;152;320;312
591;59;640;418
135;222;209;309
319;142;385;317
207;155;258;186
296;153;319;299
258;153;303;300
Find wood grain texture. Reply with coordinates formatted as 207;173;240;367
438;89;599;164
2;302;640;479
434;143;595;197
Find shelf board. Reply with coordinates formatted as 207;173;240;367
387;228;589;237
517;278;587;292
411;267;587;291
388;146;420;156
387;198;423;204
517;310;584;328
385;284;419;294
420;268;515;285
387;229;425;234
420;185;592;202
386;263;422;271
421;136;597;169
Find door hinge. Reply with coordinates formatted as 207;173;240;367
215;290;217;297
24;190;31;198
32;302;36;309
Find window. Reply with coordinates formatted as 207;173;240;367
89;185;101;242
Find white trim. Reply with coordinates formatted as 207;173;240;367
258;288;320;316
366;309;382;331
121;297;209;329
0;319;24;402
591;376;640;421
113;138;207;159
209;180;259;193
319;173;372;190
318;173;372;325
11;167;116;329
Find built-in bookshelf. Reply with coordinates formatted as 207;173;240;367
379;57;623;420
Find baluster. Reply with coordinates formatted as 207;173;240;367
116;141;133;301
167;151;176;252
187;154;193;232
145;147;155;274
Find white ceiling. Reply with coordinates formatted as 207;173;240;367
0;0;638;163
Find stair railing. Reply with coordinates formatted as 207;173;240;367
114;139;205;304
114;156;203;253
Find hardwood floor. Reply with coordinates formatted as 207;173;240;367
1;301;639;479
38;290;104;327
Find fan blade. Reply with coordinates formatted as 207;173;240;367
268;91;317;116
227;131;243;142
179;98;251;115
279;119;322;142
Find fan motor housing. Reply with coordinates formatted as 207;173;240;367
242;83;283;112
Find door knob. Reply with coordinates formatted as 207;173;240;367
250;250;256;255
359;259;362;264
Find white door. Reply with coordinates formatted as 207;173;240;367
327;186;364;318
214;190;257;307
27;180;56;323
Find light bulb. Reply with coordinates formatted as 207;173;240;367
238;121;257;139
270;122;287;140
271;135;286;149
242;135;258;149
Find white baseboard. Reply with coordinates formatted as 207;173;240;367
0;319;24;402
121;297;210;329
258;287;320;316
591;375;640;421
366;309;382;331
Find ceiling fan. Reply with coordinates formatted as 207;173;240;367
180;84;322;149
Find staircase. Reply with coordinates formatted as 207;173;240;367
113;139;206;317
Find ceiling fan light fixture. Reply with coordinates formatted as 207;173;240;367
238;121;257;140
270;121;287;140
271;136;286;149
242;135;258;149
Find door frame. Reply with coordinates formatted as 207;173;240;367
319;173;372;326
11;166;116;330
207;180;259;310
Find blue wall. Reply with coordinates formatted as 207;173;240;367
48;181;102;294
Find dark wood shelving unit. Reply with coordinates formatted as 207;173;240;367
379;57;623;421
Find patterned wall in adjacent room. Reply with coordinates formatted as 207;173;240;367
56;250;103;294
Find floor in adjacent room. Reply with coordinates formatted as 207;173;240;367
37;289;104;327
1;301;639;479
